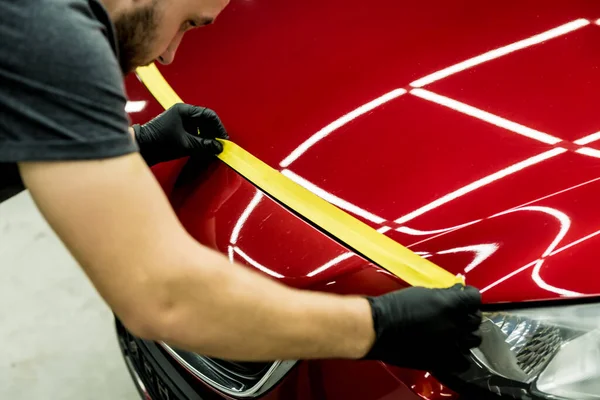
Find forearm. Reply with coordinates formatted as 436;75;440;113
19;153;374;362
149;239;375;361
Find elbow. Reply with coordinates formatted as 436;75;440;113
120;309;168;342
116;285;182;343
115;255;224;351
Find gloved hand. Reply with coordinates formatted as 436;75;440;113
364;284;482;373
133;103;229;167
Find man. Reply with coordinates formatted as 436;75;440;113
0;0;482;374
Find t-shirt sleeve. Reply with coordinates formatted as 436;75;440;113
0;0;138;163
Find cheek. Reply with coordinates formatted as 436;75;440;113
152;24;183;54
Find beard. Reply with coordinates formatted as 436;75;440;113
112;1;159;75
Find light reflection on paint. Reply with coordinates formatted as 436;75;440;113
574;131;600;145
437;244;499;273
492;206;570;258
228;245;235;264
509;176;600;211
395;148;566;225
279;89;407;168
480;259;539;293
414;251;433;259
230;191;263;245
306;252;354;277
491;206;581;296
575;147;600;159
281;169;386;224
231;16;596;292
550;228;600;257
411;89;562;145
396;220;482;236
531;259;581;297
125;100;147;113
483;226;600;294
233;247;285;279
410;19;590;87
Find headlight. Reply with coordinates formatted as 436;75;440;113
444;301;600;399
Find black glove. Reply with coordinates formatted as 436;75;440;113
133;103;229;167
364;284;482;374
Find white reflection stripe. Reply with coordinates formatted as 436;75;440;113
230;192;263;245
576;147;600;158
410;19;590;87
550;229;600;257
394;148;566;225
492;206;571;258
509;176;600;211
493;206;580;296
279;89;407;168
281;169;386;224
125;101;147;113
532;259;582;296
376;226;392;234
469;229;600;293
437;244;499;273
396;220;482;236
411;89;562;144
597;19;600;25
574;131;600;145
480;260;538;293
233;247;285;278
306;252;354;277
414;251;433;259
414;251;431;256
228;246;235;264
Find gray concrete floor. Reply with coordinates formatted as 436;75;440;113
1;191;139;400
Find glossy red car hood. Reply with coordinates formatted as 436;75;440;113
126;0;600;304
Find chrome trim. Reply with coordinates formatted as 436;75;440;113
160;343;297;398
124;355;153;400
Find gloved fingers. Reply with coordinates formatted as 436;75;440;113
186;137;224;155
451;353;472;374
432;350;472;374
185;106;230;140
449;285;482;315
201;138;224;154
457;332;482;352
465;310;482;329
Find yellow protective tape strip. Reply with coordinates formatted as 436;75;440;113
135;64;463;288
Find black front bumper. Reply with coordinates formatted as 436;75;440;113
115;318;223;400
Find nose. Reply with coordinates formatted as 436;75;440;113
157;32;185;65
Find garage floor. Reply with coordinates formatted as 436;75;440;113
0;191;138;400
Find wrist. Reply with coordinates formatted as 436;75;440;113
346;296;377;358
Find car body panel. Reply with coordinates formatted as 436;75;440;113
127;0;600;303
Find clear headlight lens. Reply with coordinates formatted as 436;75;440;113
452;302;600;399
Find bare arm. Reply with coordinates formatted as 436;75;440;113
18;153;375;361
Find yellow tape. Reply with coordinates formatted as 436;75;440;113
135;64;462;288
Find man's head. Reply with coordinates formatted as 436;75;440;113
108;0;229;74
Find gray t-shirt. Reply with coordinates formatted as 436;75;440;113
0;0;138;202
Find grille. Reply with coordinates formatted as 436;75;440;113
170;349;272;391
161;345;297;397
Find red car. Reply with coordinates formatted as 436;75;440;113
118;1;600;399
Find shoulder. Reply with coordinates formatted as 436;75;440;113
0;0;135;162
1;0;122;93
41;2;118;80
